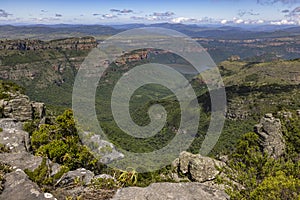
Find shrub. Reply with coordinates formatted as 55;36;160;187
30;109;98;170
224;130;300;199
90;178;118;190
25;158;69;187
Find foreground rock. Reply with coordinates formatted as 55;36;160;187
56;168;94;187
81;132;124;164
255;113;285;159
0;118;23;130
0;128;30;153
112;182;229;200
52;173;117;200
174;151;225;183
0;152;43;171
1;170;56;200
0;92;45;121
0;152;60;173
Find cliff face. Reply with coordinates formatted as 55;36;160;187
0;37;97;51
0;38;98;106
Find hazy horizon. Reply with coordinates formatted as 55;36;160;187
0;0;299;26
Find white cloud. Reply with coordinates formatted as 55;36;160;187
152;11;174;17
271;19;296;25
257;0;300;5
110;9;133;14
257;19;265;24
0;9;12;18
101;14;117;19
220;19;228;24
171;17;197;23
235;19;244;24
130;16;145;20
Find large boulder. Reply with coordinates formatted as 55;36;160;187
176;151;225;182
255;113;285;159
1;170;56;200
0;92;45;121
111;182;229;200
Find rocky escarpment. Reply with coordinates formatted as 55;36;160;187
0;37;97;51
255;113;285;159
0;108;58;199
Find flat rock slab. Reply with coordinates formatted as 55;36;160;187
0;152;43;171
1;170;56;200
111;182;229;200
0;129;30;153
0;118;23;130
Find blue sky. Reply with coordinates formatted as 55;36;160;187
0;0;299;25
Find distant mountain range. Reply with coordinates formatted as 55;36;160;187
0;23;299;40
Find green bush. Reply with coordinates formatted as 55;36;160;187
90;178;119;190
250;171;300;200
0;162;12;193
25;158;69;187
31;109;98;170
0;144;9;153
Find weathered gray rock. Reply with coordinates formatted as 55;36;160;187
94;174;115;180
0;94;32;121
0;129;30;152
0;118;23;130
81;132;124;164
32;102;46;119
0;93;45;121
255;113;285;159
0;152;60;174
0;117;31;153
1;170;56;200
56;168;94;187
111;182;229;200
177;151;225;182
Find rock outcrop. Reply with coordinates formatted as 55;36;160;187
255;113;285;159
174;151;225;183
0;95;60;200
0;92;45;121
112;182;229;200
